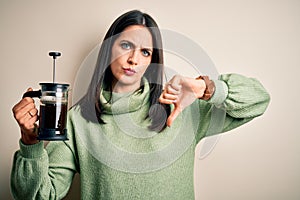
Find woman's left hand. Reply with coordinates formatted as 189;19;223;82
159;75;206;127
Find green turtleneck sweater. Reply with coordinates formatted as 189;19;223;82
11;74;270;200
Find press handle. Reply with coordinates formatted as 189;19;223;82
22;90;42;98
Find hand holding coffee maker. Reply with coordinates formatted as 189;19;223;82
13;52;69;144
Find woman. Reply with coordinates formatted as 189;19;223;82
11;10;270;199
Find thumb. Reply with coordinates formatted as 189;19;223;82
27;87;33;92
166;105;182;127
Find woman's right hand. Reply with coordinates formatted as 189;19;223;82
12;88;39;145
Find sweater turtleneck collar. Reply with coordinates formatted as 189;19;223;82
100;78;150;115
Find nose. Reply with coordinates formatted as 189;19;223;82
127;50;138;66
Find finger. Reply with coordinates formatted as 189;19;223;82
162;93;178;101
27;115;39;126
166;84;181;95
12;97;34;114
28;108;38;117
16;101;35;117
159;97;174;104
159;93;177;104
18;112;37;129
167;106;182;127
26;110;39;123
13;102;36;121
18;110;39;129
159;98;175;105
168;75;182;90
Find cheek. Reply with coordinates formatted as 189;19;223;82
140;57;151;70
139;61;151;74
111;43;127;64
138;54;152;66
111;47;119;59
110;53;127;70
110;61;122;79
139;55;151;68
111;49;120;65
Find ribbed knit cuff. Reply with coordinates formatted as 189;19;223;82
19;140;45;159
207;79;228;106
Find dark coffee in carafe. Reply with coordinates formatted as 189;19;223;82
39;100;68;136
23;83;69;140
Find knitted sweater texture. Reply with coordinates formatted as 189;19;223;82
11;74;270;200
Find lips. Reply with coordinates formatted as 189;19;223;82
122;67;136;76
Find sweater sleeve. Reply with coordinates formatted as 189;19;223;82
10;136;77;199
196;73;270;140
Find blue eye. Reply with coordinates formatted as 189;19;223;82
142;49;151;57
120;42;131;50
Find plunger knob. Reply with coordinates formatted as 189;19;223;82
49;52;61;59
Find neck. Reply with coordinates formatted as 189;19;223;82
112;80;141;93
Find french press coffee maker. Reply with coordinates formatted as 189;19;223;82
23;52;69;140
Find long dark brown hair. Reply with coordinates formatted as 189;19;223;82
79;10;170;132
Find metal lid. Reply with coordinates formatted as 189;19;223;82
39;83;69;91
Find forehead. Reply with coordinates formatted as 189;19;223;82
116;25;153;48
